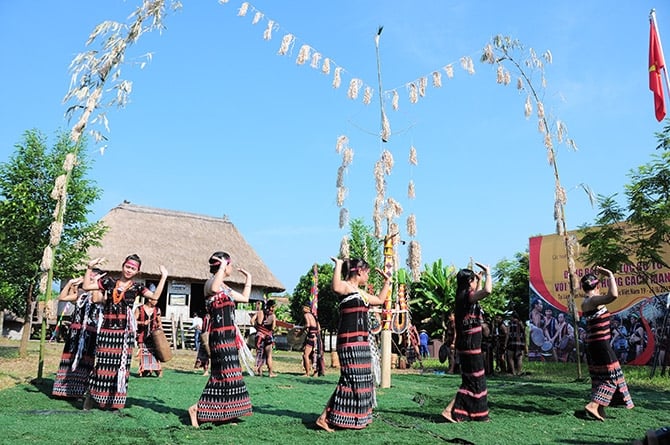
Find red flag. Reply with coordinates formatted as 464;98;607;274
649;19;666;121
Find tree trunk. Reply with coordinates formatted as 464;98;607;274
19;283;35;358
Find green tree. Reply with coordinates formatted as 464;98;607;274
492;251;530;320
0;130;105;355
409;259;457;341
579;121;670;295
347;218;383;290
290;263;337;331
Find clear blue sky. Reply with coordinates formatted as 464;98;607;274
0;1;666;293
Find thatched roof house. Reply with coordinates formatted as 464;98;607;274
87;203;284;319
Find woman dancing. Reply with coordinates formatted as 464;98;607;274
189;251;253;427
51;274;102;399
581;266;634;420
316;257;392;432
134;294;164;377
83;255;168;410
442;262;492;422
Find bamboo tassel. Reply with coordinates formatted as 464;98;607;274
363;86;373;105
409;145;418;165
332;67;342;89
409;83;418;104
296;45;310;65
381;109;391;142
348;78;362;99
277;34;294;56
263;20;274;40
321;58;331;74
340;235;350;258
339;207;349;229
335;135;348;153
251;11;263;25
237;2;249;16
392;90;399;110
432;71;442;88
310;52;322;69
407;214;416;237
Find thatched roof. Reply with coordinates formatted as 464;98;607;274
87;203;285;293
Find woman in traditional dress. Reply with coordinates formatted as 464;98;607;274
135;294;164;377
315;257;392;433
581;266;634;421
188;251;253;427
51;274;102;399
83;255;168;410
505;311;527;376
253;299;277;377
442;262;492;423
193;313;211;376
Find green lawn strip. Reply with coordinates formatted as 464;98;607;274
0;364;668;445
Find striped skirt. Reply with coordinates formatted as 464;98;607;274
196;337;252;423
452;326;489;422
52;322;96;399
88;327;132;409
325;339;374;429
587;340;634;408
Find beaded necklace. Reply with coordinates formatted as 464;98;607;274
112;280;132;304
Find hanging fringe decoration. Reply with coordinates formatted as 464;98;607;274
408;240;422;281
218;0;230;4
321;58;331;74
363;86;373;105
432;71;442;88
332;67;342;88
277;34;294;56
407;180;415;199
237;2;249;16
409;145;418;165
407;214;416;237
348;78;362;99
339;207;349;229
296;44;310;65
340;235;350;258
263;20;274;40
336;186;347;207
392;90;399;110
373;197;383;238
310;52;322;69
409;82;418;104
381;149;394;174
460;56;475;74
381;109;391;142
444;64;454;78
50;221;63;247
342;147;353;166
40;246;53;272
251;11;263;25
64;153;76;172
336;135;348;153
418;77;427;97
336;165;345;188
524;95;532;118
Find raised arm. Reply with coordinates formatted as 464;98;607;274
229;268;251;303
368;267;393;306
144;265;168;300
58;277;83;302
471;262;492;302
330;257;347;295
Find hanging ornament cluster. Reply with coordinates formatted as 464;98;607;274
225;1;483;112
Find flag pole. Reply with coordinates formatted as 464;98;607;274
651;9;670;102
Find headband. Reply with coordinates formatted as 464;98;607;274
125;259;141;270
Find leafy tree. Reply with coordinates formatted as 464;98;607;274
410;259;509;340
346;218;383;290
492;251;530;320
409;259;457;341
0;130;105;354
579;121;670;295
290;263;337;331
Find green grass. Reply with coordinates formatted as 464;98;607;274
0;355;669;445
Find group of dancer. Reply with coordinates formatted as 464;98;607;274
52;250;635;429
51;254;168;410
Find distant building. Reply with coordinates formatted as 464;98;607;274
86;202;285;322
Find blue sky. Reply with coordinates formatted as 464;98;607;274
0;1;667;293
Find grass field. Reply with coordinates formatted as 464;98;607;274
1;338;669;445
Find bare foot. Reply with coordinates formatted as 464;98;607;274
585;403;604;421
188;405;199;428
269;373;278;378
441;408;456;423
316;416;334;432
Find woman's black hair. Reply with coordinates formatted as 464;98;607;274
455;268;477;301
581;273;599;292
209;251;231;274
123;253;142;268
342;258;370;280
